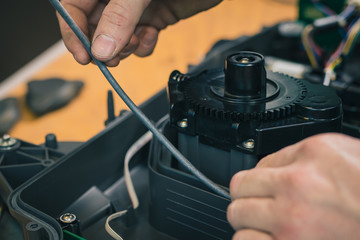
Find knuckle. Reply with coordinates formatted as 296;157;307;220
229;172;244;196
299;133;333;154
227;200;243;225
102;5;130;27
280;168;306;188
227;202;237;224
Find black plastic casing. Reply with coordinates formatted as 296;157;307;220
168;53;343;186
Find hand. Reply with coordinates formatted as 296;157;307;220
57;0;222;67
227;133;360;240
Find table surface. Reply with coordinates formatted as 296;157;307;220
7;0;297;144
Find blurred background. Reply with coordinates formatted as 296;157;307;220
0;1;61;81
1;0;297;143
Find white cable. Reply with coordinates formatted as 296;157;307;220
105;130;153;239
124;131;153;209
323;69;334;86
105;210;127;240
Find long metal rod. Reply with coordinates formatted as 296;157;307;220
49;0;230;199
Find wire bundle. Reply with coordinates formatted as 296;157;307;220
302;2;360;85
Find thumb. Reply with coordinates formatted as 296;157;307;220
91;0;151;61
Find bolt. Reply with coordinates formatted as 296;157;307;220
3;134;10;141
242;139;255;149
177;119;188;128
0;134;17;148
59;213;77;224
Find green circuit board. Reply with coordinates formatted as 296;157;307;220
63;230;87;240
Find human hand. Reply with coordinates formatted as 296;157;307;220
227;133;360;240
56;0;222;67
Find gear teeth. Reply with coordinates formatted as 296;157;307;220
181;72;305;122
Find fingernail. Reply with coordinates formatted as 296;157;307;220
92;35;116;59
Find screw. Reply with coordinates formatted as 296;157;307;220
59;213;77;224
3;134;10;141
242;139;255;149
0;134;17;148
177;119;188;128
239;58;250;63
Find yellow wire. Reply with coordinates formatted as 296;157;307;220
343;20;360;55
302;25;319;68
326;19;360;73
327;57;343;72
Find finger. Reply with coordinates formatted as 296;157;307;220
88;2;108;41
57;0;97;64
227;198;276;232
105;55;121;67
256;144;298;169
134;26;159;57
91;0;151;61
119;34;140;60
230;169;278;199
232;229;273;240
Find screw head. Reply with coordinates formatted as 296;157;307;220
177;119;188;128
239;57;250;63
242;139;255;149
59;213;76;224
0;134;17;148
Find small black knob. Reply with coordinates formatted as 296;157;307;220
45;133;58;149
224;52;267;99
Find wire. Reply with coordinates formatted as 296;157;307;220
312;0;337;16
323;17;360;85
49;0;229;199
105;210;127;240
124;131;152;209
343;17;360;54
105;129;154;239
302;25;321;68
340;4;356;20
301;3;359;84
303;4;357;70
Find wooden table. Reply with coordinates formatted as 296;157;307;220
7;0;297;144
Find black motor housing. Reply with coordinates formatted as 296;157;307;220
168;51;342;186
148;51;342;240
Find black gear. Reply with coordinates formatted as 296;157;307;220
168;51;342;154
182;70;307;122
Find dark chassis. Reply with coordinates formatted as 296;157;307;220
0;23;359;240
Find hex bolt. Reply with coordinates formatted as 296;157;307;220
177;119;188;128
242;139;255;149
0;134;17;148
59;213;77;224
